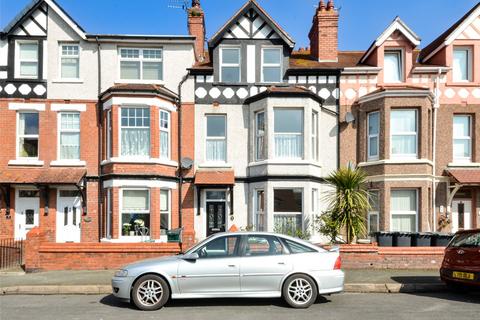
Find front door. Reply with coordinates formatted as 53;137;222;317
206;201;226;236
452;199;472;232
56;190;81;243
15;190;40;240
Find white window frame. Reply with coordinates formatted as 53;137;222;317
255;111;265;161
58;43;80;80
118;47;163;82
119;188;150;240
367;111;380;161
15;40;39;79
219;46;241;83
368;190;380;234
390;189;418;233
390;109;418;159
452;46;472;82
312;110;319;161
159;110;171;160
160;189;171;235
205;114;227;163
274;108;304;160
57;112;81;161
254;189;265;232
17;111;39;160
273;188;304;231
261;47;282;83
384;49;403;83
106;188;112;239
452;115;472;163
311;188;318;214
106;109;112;160
119;106;151;159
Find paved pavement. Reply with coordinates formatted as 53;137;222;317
1;292;479;320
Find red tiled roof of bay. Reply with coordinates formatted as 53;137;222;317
0;168;86;184
194;170;235;185
99;83;178;101
446;169;480;185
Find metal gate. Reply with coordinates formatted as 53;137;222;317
0;238;24;270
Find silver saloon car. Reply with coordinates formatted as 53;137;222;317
112;232;344;310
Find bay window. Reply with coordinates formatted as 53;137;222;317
453;47;472;82
17;41;39;78
367;111;379;160
120;107;150;157
206;115;226;162
121;189;150;237
368;190;379;233
453;115;472;162
18;112;39;158
262;47;282;83
220;47;240;83
384;50;402;83
273;189;303;235
119;48;163;81
274;108;303;159
255;190;265;231
60;44;80;79
160;189;170;234
160;110;170;159
255;111;265;161
59;112;80;160
390;109;417;159
390;189;417;232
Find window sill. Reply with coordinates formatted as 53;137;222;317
198;162;233;168
51;79;84;83
358;158;433;166
114;79;164;85
448;162;480;168
50;160;86;167
446;82;478;87
8;159;44;166
101;157;178;167
248;159;322;168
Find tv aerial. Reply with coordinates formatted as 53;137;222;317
168;0;189;12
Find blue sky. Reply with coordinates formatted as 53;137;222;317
1;0;478;51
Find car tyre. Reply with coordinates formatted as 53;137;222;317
282;274;318;308
132;274;170;311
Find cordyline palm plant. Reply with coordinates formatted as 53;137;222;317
323;166;370;244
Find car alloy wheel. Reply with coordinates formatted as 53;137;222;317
283;274;318;308
132;275;170;310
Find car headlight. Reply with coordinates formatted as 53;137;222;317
114;269;128;277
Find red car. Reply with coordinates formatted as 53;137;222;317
440;229;480;287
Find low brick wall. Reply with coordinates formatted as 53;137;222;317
329;244;446;269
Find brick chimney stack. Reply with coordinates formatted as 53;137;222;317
308;0;339;62
188;0;205;62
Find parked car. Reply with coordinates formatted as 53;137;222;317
112;232;344;310
440;229;480;288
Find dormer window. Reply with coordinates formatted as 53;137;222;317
262;48;282;83
453;47;472;82
384;50;403;83
119;48;163;81
220;47;240;83
16;41;39;79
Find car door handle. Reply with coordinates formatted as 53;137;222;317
278;262;286;265
228;264;236;268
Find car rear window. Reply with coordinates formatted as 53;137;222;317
283;239;317;254
449;232;480;248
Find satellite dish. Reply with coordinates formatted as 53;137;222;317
345;112;355;124
180;157;194;169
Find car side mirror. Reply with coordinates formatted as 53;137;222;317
183;252;199;260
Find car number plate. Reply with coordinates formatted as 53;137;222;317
452;271;475;280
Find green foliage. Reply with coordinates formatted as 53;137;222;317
315;212;340;243
274;219;311;240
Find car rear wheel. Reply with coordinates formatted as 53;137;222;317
132;275;170;311
282;274;318;308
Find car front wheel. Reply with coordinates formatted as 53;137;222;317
132;274;170;311
282;274;318;308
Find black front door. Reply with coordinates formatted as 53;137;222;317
207;201;226;236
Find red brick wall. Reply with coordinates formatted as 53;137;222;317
309;8;338;62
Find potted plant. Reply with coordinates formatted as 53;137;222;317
122;223;131;236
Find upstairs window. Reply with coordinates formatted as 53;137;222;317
390;109;417;159
453;47;472;82
60;44;80;79
206;115;227;162
59;112;80;160
220;47;240;83
17;112;39;158
262;48;282;83
120;107;150;157
119;48;163;81
453;115;472;162
384;50;402;83
367;112;379;160
159;111;170;159
255;111;265;161
274;108;303;159
17;41;38;78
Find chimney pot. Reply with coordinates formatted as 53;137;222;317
319;0;326;11
327;0;334;10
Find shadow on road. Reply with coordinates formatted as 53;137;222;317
99;294;331;310
390;276;442;284
407;291;480;304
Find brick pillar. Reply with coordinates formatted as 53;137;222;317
188;1;205;62
308;0;339;62
24;226;47;272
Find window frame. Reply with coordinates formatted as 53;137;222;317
195;234;241;259
261;47;283;83
119;188;151;239
384;49;403;83
205;114;227;163
452;46;472;83
17;111;39;160
390;109;418;159
106;109;112;160
242;234;286;257
15;40;39;79
118;47;163;82
160;189;171;235
390;189;418;233
312;110;319;161
273;107;304;160
255;111;266;161
452;115;472;163
368;190;380;234
219;46;241;83
254;189;265;232
57;112;81;161
159;110;171;160
59;43;80;80
367;111;380;161
273;188;304;234
119;106;151;158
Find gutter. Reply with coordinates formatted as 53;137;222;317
342;67;382;75
95;36;103;241
432;70;441;231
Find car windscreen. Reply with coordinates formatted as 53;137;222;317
448;232;480;248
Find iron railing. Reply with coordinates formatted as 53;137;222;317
0;238;24;270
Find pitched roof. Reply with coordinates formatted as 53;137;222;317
194;170;235;185
244;85;324;104
0;168;86;184
99;84;178;102
446;169;480;185
419;2;480;62
208;0;295;49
